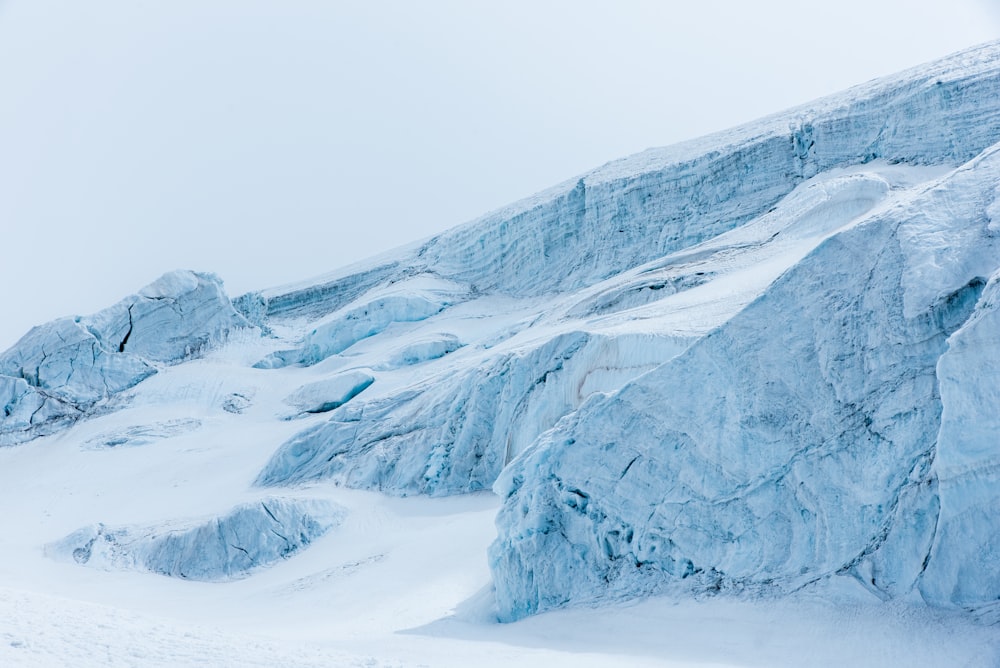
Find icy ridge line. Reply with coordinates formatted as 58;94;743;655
248;41;1000;321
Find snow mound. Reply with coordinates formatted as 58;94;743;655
46;497;343;581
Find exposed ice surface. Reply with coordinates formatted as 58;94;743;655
0;270;248;445
490;142;1000;621
3;41;1000;667
46;497;343;581
247;42;1000;623
284;370;375;415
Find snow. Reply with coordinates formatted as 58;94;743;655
2;42;1000;666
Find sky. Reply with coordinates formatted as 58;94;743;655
1;1;999;350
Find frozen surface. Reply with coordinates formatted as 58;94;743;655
490;142;1000;621
47;497;343;581
3;42;1000;667
283;370;375;415
0;270;247;445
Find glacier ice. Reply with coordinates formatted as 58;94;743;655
284;370;375;415
489;141;1000;621
256;331;688;495
11;42;1000;627
374;333;464;370
254;281;457;369
82;418;202;449
244;41;1000;329
47;497;343;581
0;271;249;445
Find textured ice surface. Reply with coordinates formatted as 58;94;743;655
490;142;1000;621
257;332;688;495
0;271;248;445
248;42;1000;326
255;279;458;369
374;333;464;370
47;497;343;581
251;43;1000;508
82;418;202;449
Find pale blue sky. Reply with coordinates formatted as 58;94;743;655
1;1;999;349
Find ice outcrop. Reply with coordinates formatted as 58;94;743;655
255;282;456;369
82;418;202;449
489;142;1000;621
374;333;464;370
257;332;689;495
284;370;375;415
0;271;248;445
47;497;343;581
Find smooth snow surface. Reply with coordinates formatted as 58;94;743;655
3;42;1000;666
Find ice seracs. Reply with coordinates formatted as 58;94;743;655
0;270;248;445
4;42;1000;635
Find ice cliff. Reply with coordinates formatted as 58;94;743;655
490;145;1000;621
249;42;1000;621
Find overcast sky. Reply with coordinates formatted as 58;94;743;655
1;1;999;350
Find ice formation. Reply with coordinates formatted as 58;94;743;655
0;271;248;445
47;498;343;581
6;42;1000;625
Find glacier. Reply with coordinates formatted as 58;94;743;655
2;41;1000;634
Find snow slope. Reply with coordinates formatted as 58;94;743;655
2;42;1000;666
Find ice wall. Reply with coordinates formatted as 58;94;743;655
250;43;1000;324
490;142;1000;621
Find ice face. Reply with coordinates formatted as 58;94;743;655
256;332;689;496
254;285;455;369
489;142;1000;621
0;270;248;445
